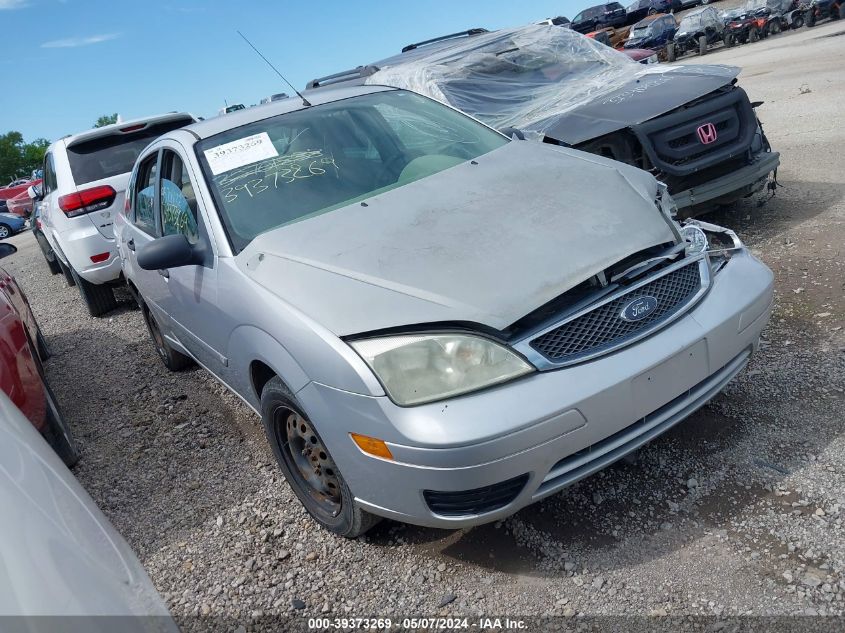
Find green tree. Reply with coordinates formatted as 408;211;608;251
0;132;50;183
93;113;119;128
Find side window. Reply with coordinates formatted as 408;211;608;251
43;153;58;194
159;151;199;244
133;153;158;235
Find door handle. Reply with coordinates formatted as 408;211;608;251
158;269;170;279
127;239;135;251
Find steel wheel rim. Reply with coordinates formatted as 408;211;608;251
274;407;341;515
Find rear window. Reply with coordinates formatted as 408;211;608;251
66;118;193;186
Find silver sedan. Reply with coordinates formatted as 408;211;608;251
114;85;773;537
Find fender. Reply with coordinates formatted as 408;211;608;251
226;325;314;409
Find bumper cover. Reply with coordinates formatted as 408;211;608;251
297;251;774;528
672;150;779;211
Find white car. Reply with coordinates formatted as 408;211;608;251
0;390;177;630
37;113;195;316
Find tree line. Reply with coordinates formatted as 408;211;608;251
1;114;120;185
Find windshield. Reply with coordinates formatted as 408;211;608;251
679;13;705;29
197;90;507;251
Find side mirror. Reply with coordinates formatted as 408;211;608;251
27;184;43;201
0;243;17;260
137;234;202;271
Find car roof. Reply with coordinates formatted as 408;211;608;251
635;13;670;24
184;85;396;141
58;112;195;148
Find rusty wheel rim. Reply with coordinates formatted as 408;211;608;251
275;407;341;515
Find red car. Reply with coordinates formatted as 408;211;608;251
5;190;34;218
0;178;42;213
0;242;78;466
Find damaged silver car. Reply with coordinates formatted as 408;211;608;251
114;86;773;537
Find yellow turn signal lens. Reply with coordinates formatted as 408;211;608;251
350;433;393;460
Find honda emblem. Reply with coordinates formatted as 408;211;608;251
696;122;718;145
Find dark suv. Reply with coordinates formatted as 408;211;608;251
571;3;628;32
306;26;779;217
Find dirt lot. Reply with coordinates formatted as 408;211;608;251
4;17;844;632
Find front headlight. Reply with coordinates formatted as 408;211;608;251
350;334;534;406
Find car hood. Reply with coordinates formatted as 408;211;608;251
537;64;739;145
238;141;678;337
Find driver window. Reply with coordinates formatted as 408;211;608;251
159;150;199;245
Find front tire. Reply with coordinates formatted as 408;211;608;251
698;35;708;55
792;14;804;27
806;9;816;25
667;41;677;61
749;26;760;41
70;268;117;317
724;33;736;47
261;377;380;538
0;224;11;240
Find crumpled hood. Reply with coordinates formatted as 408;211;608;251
538;64;740;146
238;141;678;337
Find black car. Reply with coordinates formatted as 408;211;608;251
307;26;780;217
806;0;844;25
624;13;678;48
571;2;628;33
626;0;675;24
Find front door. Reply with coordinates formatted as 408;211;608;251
151;147;226;375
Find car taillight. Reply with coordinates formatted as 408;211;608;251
58;185;116;218
90;252;110;263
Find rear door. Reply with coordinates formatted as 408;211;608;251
121;151;170;313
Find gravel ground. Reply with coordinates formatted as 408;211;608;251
3;18;844;633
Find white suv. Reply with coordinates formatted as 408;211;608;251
38;113;195;316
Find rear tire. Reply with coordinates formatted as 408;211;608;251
36;328;51;361
667;41;677;61
724;33;736;47
749;27;760;41
838;3;844;18
806;9;816;25
69;268;117;317
792;14;804;27
45;255;61;275
0;224;11;240
141;304;193;371
698;35;708;55
56;257;76;286
260;376;381;538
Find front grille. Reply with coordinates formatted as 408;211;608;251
633;87;757;177
423;474;529;517
530;260;703;364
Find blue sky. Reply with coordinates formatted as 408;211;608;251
0;0;582;143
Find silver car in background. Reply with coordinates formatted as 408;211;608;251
114;85;773;537
0;391;176;631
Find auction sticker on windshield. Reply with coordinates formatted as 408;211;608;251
204;132;279;175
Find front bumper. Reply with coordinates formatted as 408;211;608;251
673;151;779;213
297;250;774;529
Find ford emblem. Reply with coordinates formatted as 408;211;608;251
620;296;658;322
